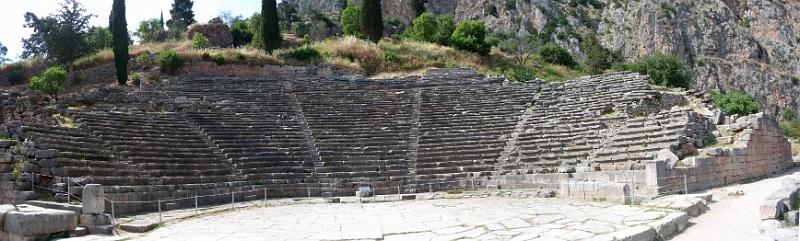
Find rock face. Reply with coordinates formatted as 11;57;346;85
187;21;234;47
289;0;800;116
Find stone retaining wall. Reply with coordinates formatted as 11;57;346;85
648;113;792;194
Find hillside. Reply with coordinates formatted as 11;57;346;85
292;0;800;116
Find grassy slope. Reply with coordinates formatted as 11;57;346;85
1;36;589;87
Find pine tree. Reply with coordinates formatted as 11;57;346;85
411;0;426;17
261;0;281;53
361;0;383;43
111;0;128;85
168;0;195;32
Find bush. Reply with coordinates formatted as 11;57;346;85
230;19;254;47
581;33;612;74
710;91;759;116
30;67;66;100
131;73;142;86
157;50;184;73
449;21;491;56
507;67;536;82
539;44;576;68
135;53;155;67
407;13;439;43
340;2;365;38
780;120;800;140
213;53;225;65
234;52;246;62
784;109;797;121
201;52;212;61
624;53;689;88
281;46;321;61
192;32;210;49
8;70;24;85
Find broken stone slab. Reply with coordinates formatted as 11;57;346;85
4;204;77;236
655;149;679;168
119;220;159;233
646;212;689;238
82;184;104;215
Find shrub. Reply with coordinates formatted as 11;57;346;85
710;91;759;116
791;76;799;85
781;120;800;140
539;44;576;68
407;13;439;43
157;50;184;73
381;50;400;64
230;19;254;47
8;70;24;85
340;2;365;39
201;52;212;61
192;32;209;49
131;73;142;86
281;46;321;61
507;67;536;82
581;33;612;74
135;53;155;67
234;52;246;62
624;53;689;88
213;53;225;65
30;67;66;100
784;109;797;121
485;4;498;17
449;21;491;56
505;0;517;10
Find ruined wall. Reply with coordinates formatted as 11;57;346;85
176;62;364;79
649;113;792;193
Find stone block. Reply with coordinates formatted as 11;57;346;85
79;213;111;226
32;150;57;159
86;225;113;235
69;226;87;237
0;140;16;148
119;220;158;233
82;184;104;215
645;160;666;187
647;212;689;238
4;204;77;236
760;198;789;220
355;187;373;197
401;195;416;200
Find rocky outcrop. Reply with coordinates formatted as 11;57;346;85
290;0;800;116
187;20;234;47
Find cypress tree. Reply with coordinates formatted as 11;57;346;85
362;0;383;43
111;0;128;85
261;0;281;53
411;0;426;17
168;0;195;32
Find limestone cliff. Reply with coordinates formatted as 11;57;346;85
288;0;800;116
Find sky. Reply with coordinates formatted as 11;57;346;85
0;0;263;61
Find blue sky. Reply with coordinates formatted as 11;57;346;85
1;0;264;61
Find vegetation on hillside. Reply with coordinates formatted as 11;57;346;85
111;0;128;85
3;0;697;89
30;67;66;100
709;91;759;116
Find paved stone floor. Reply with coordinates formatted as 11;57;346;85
124;197;681;241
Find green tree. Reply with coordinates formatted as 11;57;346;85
499;34;542;66
85;27;112;53
135;19;165;43
30;67;67;101
362;0;383;43
111;0;129;85
340;2;365;38
192;32;209;48
435;15;455;45
407;13;438;43
277;1;299;31
0;42;7;65
449;20;491;55
249;13;264;48
21;0;94;67
231;18;254;47
581;33;612;74
539;43;576;68
168;0;195;32
411;0;426;17
626;53;689;88
710;91;759;116
261;0;281;53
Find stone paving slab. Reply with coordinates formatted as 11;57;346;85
117;197;685;241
